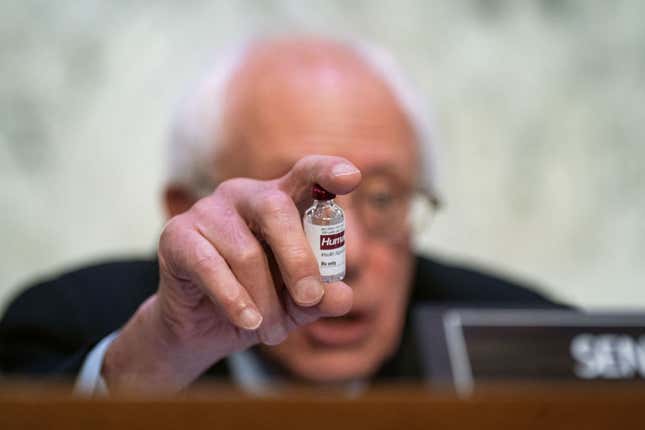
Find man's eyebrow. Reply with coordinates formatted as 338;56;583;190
359;165;414;185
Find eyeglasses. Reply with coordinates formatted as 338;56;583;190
197;173;441;243
337;174;441;243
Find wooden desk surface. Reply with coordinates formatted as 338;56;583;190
1;382;643;429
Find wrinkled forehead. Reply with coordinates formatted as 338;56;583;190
214;39;419;186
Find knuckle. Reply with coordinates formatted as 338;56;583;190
214;178;238;196
284;246;316;273
256;192;297;237
158;216;199;280
190;198;213;219
191;199;235;234
158;216;188;259
160;216;183;244
192;251;219;274
289;245;315;263
215;177;255;199
294;155;315;170
236;243;265;269
290;157;306;174
256;190;292;217
188;238;220;277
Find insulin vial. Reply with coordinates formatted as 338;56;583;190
303;184;346;283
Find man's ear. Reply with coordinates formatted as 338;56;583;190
163;185;199;218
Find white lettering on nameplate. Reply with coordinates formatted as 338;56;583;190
571;333;645;379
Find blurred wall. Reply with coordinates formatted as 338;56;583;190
1;0;644;312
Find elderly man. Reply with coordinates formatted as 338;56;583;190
0;36;558;393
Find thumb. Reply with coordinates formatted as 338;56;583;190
278;155;362;204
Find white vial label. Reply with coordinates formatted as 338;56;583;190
304;219;345;279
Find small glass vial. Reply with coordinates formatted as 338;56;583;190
303;184;345;283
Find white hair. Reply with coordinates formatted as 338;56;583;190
167;37;440;200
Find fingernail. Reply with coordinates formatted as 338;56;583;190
263;323;288;346
239;307;263;330
295;277;325;306
332;163;360;177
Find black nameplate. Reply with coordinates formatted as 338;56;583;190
414;307;645;394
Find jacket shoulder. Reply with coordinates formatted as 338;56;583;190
7;258;158;332
0;258;158;374
411;255;564;308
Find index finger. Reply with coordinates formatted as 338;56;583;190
278;155;362;205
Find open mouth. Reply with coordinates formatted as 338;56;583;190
305;311;371;347
323;312;363;323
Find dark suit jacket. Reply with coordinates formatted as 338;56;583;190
0;255;563;381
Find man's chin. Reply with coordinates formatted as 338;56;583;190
265;338;385;384
261;315;394;383
281;351;380;383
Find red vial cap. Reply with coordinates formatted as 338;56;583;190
312;183;335;200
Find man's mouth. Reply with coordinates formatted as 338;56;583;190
304;311;371;347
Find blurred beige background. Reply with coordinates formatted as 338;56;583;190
1;0;644;312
